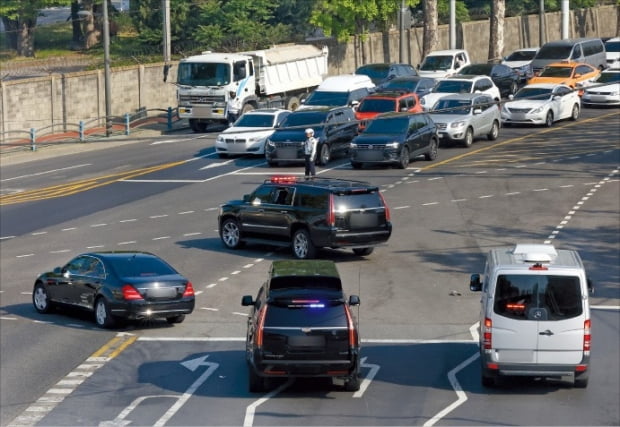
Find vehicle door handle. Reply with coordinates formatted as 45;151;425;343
539;329;554;336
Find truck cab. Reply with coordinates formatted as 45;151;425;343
418;49;471;79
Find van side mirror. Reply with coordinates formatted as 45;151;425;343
473;108;482;115
241;295;254;306
470;274;482;292
349;295;360;306
587;278;594;295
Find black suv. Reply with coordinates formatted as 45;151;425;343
241;260;361;392
350;112;439;169
265;106;358;166
218;176;392;259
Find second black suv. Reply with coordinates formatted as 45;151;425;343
241;260;361;392
218;176;392;259
265;106;358;166
350;112;439;169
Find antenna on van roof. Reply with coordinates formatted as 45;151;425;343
513;243;558;263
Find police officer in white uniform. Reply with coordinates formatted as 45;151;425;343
304;128;318;177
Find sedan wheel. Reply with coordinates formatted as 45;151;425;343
570;104;580;121
221;218;242;249
318;143;331;166
487;120;499;141
33;282;53;314
95;297;116;329
292;229;316;259
397;145;409;169
545;111;554;127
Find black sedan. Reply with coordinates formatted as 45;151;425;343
376;76;437;98
265;106;358;166
32;251;195;328
457;63;520;97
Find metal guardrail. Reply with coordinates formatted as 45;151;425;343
0;107;183;152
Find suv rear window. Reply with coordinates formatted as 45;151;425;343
493;274;583;320
334;192;383;210
265;300;347;327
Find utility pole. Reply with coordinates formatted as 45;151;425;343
539;0;546;47
449;0;456;49
561;0;570;39
163;0;172;81
399;0;407;63
102;0;112;136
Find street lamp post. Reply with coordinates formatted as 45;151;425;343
102;0;112;136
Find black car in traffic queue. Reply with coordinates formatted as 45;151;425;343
457;63;521;97
265;106;359;166
32;251;195;328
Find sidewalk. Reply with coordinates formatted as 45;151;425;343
0;116;191;166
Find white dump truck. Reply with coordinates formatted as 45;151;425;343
176;44;329;132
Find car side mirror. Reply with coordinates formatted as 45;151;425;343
508;94;514;100
473;108;482;115
241;295;255;306
349;295;360;306
243;194;250;202
470;274;482;292
53;267;62;274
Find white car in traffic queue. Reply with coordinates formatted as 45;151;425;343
420;75;501;111
501;83;581;127
215;108;291;157
581;68;620;107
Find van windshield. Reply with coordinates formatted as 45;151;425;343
535;45;573;59
304;91;349;107
493;274;583;320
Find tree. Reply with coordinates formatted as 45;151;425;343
0;0;70;57
422;0;439;58
488;0;505;61
309;0;420;43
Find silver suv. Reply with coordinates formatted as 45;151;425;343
429;93;501;147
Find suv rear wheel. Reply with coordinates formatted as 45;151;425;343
344;373;361;392
318;143;331;166
248;368;267;393
487;120;499;140
292;229;316;259
425;138;438;161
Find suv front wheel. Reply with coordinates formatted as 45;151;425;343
221;218;242;249
292;229;316;259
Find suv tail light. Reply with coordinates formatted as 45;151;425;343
327;193;335;227
122;284;144;300
583;319;591;352
378;192;391;221
483;317;492;350
256;306;268;348
183;281;195;297
344;304;357;347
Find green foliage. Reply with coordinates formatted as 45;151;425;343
0;0;70;20
309;0;420;43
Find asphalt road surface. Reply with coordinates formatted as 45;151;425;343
1;107;619;426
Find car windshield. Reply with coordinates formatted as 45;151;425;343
539;66;573;77
109;256;177;278
382;80;419;92
595;72;620;83
364;117;408;134
459;65;492;75
420;55;453;71
357;65;389;80
304;91;349;106
604;40;620;52
434;80;473;93
493;274;583;321
281;111;327;127
535;45;573;59
234;114;276;128
513;87;553;100
357;98;396;113
177;62;230;86
431;99;471;114
505;50;537;61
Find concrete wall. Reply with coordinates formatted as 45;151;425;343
1;5;617;139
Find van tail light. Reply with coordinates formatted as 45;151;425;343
378;191;391;221
583;319;591;352
183;281;195;297
483;317;492;350
327;193;335;227
344;304;357;347
122;284;144;300
256;306;268;349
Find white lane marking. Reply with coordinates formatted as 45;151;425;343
32;231;47;235
118;241;137;245
422;202;439;206
178;211;194;215
200;307;219;312
200;159;236;170
90;223;107;228
232;312;248;316
152;236;171;240
86;245;105;249
50;249;71;254
61;227;77;231
0;316;18;320
353;357;380;398
16;253;35;258
478;195;494;199
0;235;16;240
394;205;410;209
183;232;202;237
243;379;294;427
119;219;137;223
424;351;480;426
0;164;92;182
591;305;620;310
149;214;168;219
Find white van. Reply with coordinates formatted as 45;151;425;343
604;37;620;68
469;243;592;388
417;49;471;79
299;74;375;110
